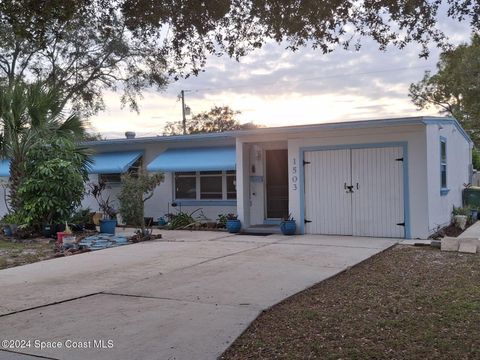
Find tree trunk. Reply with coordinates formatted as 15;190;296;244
8;157;24;212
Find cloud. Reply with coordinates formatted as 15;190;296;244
91;14;471;138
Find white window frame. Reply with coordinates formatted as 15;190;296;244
440;136;449;195
174;171;236;201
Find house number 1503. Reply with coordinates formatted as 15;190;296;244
292;158;298;191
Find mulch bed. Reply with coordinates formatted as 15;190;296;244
430;222;472;239
221;246;480;360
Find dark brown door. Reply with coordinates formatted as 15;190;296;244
265;149;289;219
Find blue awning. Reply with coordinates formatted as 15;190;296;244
147;146;236;172
0;159;9;177
88;151;142;174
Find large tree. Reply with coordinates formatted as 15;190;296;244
0;1;479;115
409;34;480;145
163;106;260;135
0;82;87;211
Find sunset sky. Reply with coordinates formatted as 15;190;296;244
90;17;471;139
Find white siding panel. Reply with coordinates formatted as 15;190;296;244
351;147;404;238
304;149;352;235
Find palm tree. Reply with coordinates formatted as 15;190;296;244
0;82;87;211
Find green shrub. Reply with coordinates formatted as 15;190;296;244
17;138;89;226
0;212;24;225
166;208;204;229
217;214;228;228
70;208;92;224
117;170;164;234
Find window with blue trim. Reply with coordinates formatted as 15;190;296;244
174;171;236;201
99;156;143;185
440;137;448;194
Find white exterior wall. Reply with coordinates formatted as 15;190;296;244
236;140;250;227
287;124;429;238
236;123;430;238
80;139;236;224
425;123;472;232
0;177;10;216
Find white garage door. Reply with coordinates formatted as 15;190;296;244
304;146;405;238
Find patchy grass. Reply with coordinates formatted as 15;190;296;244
221;246;480;360
0;238;55;270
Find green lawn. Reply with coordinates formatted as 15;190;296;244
221;246;480;360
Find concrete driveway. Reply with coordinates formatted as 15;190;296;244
0;231;397;360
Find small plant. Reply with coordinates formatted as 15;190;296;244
117;170;164;236
452;206;471;217
87;180;118;219
226;213;238;220
1;212;22;225
281;213;294;222
217;214;228;228
166;208;203;229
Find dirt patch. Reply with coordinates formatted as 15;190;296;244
430;222;471;239
221;246;480;360
0;238;55;270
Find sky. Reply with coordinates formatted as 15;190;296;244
90;15;472;139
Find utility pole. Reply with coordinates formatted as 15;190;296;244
180;90;186;135
178;90;191;135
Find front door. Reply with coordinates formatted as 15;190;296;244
265;149;289;219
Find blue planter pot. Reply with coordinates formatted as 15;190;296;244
226;219;241;233
471;209;478;221
157;217;167;226
99;219;117;234
280;220;296;235
3;225;12;237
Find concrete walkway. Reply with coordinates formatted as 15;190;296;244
0;231;397;360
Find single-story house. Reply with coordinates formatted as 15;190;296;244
77;116;472;239
0;116;472;239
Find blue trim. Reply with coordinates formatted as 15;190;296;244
403;144;411;238
440;188;450;196
87;150;144;174
0;159;10;177
175;200;237;206
299;150;306;234
423;118;473;145
440;136;447;195
263;219;281;225
147;146;236;172
299;141;410;238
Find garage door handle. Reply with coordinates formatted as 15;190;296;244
356;182;359;190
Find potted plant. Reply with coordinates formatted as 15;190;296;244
88;180;118;234
280;214;296;235
1;213;19;237
226;214;241;233
452;206;469;230
470;208;479;222
99;203;117;234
